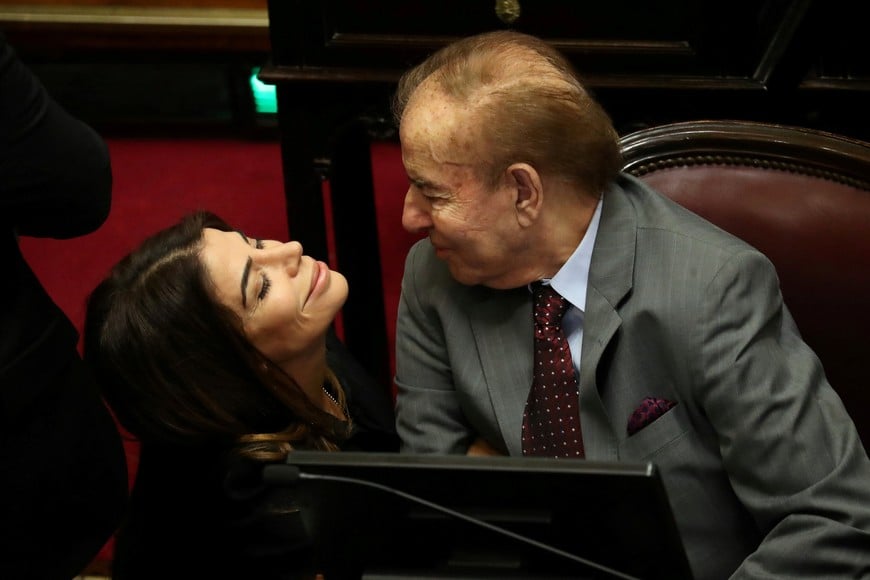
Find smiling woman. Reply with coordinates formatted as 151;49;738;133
200;228;348;394
82;209;398;579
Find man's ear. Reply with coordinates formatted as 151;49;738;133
508;163;543;227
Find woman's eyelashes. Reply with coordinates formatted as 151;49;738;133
248;237;270;302
258;275;271;301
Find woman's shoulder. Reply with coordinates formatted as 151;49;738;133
325;330;399;453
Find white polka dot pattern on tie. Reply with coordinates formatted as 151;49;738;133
521;283;585;458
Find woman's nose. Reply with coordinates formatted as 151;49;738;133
286;240;303;256
263;240;302;267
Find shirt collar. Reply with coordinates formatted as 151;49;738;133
540;196;603;313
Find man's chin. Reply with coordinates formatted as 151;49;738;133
447;263;528;290
445;262;476;286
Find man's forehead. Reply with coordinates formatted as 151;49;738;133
402;94;485;167
403;86;457;130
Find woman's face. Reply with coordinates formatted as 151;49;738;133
199;228;348;367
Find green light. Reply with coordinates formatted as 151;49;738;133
249;67;277;114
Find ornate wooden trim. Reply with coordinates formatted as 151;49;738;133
620;120;870;191
0;4;269;51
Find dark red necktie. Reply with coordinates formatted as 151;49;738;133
521;283;585;458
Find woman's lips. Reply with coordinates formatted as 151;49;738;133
305;260;328;307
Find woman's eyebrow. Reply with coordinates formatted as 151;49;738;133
234;230;253;308
241;256;252;309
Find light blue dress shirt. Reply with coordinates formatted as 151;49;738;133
535;197;603;376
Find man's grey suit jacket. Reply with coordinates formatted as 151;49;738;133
395;173;870;579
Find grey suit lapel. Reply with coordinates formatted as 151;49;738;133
467;180;637;458
579;181;637;460
470;287;533;456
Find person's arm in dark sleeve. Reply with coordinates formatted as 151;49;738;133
0;32;111;238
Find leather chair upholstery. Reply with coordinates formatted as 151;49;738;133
619;120;870;448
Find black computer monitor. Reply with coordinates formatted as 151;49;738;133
262;451;693;580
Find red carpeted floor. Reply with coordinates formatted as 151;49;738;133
19;137;289;336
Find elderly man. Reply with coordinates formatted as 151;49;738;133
392;30;870;579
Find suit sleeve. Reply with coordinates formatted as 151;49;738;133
394;241;477;453
694;250;870;578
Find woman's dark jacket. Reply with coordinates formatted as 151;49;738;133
112;330;400;579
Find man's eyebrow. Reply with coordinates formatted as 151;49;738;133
410;176;441;190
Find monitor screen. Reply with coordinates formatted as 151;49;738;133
263;451;692;579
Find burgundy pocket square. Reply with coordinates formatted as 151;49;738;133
627;397;677;436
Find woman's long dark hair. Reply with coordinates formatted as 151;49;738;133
83;210;347;458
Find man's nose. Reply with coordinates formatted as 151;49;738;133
401;189;432;234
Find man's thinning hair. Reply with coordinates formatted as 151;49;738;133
393;30;623;196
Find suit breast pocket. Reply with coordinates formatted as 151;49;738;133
617;403;690;461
